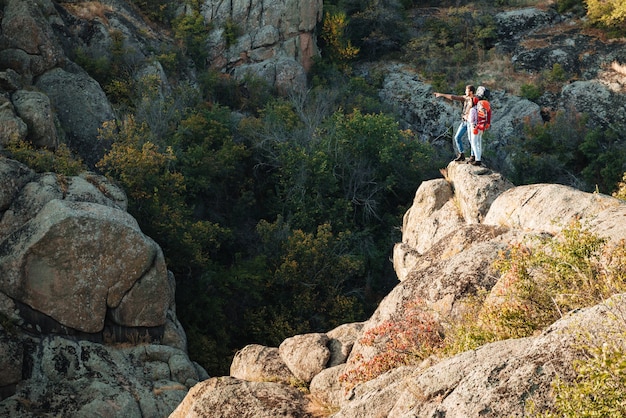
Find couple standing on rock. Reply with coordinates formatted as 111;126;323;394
434;85;491;167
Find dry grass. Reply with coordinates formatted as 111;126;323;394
304;394;340;418
153;384;188;396
62;1;112;24
506;0;555;8
476;51;539;96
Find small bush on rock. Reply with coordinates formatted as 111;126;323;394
443;221;626;356
539;340;626;418
339;300;443;390
443;222;626;417
486;221;624;338
5;140;85;176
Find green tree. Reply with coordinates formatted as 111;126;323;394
172;6;210;69
586;0;626;35
96;116;228;274
503;111;586;189
579;127;626;193
253;219;365;342
321;10;360;70
172;105;249;203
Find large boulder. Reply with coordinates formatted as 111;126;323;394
0;156;205;416
279;333;331;383
11;89;58;149
0;199;170;335
394;163;514;281
35;67;115;166
230;344;297;384
168;377;313;418
0;156;169;335
446;162;516;223
397;178;461;256
484;183;626;244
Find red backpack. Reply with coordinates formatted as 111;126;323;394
476;99;491;132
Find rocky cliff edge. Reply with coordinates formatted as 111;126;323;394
170;161;626;418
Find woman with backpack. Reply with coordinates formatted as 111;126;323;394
467;86;492;167
434;85;476;162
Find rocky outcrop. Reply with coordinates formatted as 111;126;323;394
0;0;143;165
175;161;626;416
201;0;322;93
0;156;206;417
0;0;64;78
169;376;313;418
0;338;205;418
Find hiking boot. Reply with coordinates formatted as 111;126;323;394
454;152;465;162
471;160;482;166
467;155;475;164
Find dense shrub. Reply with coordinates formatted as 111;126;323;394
539;338;626;417
172;7;210;69
519;83;542;101
320;10;360;71
402;7;497;90
339;300;444;390
586;0;626;36
5;140;85;176
502;109;626;194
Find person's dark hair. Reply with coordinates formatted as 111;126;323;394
467;85;476;94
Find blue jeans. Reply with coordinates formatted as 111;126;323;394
454;121;469;154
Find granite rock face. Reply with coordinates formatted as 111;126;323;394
201;0;323;93
0;157;206;417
